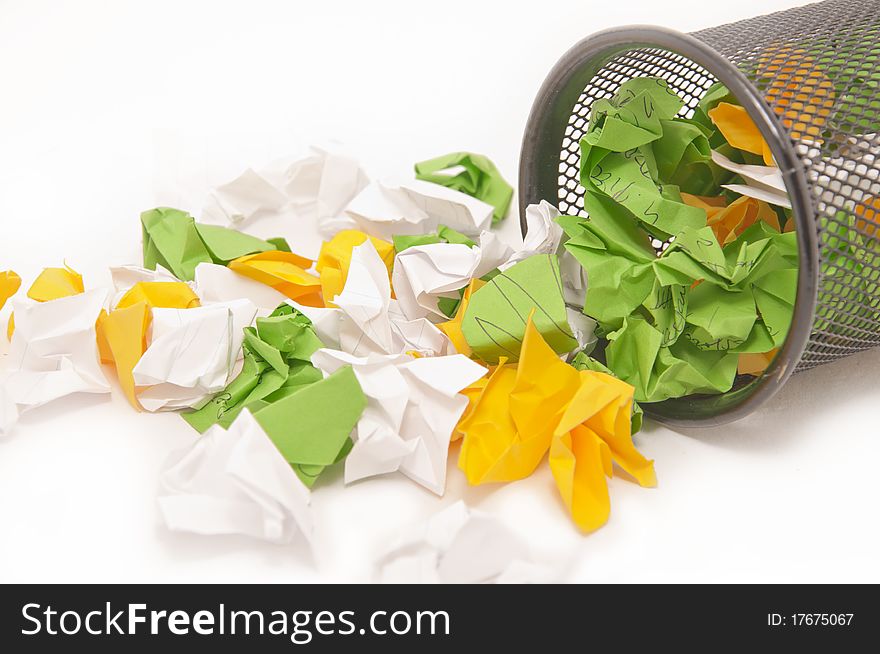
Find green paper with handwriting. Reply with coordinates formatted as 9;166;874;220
580;142;707;239
584;77;684;151
559;194;657;330
460;254;577;363
555;75;798;402
578;77;714;240
605;316;738;403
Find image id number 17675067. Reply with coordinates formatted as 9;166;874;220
768;614;854;627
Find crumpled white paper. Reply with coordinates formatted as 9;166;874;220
502;200;564;269
133;300;257;411
343;181;427;239
194;262;288;312
391;231;513;321
291;241;454;357
158;408;313;545
559;248;588;309
566;308;598;354
712;150;791;209
345;178;494;240
310;349;486;495
0;289;110;435
375;501;554;583
201;145;369;259
386;303;453;357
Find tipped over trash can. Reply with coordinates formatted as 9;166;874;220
519;0;880;426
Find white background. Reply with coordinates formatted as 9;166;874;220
1;0;877;583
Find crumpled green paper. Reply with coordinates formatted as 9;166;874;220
559;76;798;403
460;254;577;364
659;223;797;350
558;194;657;331
183;304;365;487
183;305;325;433
142;208;213;281
253;365;365;487
194;223;276;264
414;152;513;223
562;214;796;402
579;78;714;239
142;207;281;280
605;316;739;403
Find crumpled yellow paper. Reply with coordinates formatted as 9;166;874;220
96;281;199;408
682;193;780;245
228;251;323;307
316;230;394;307
0;270;21;312
458;316;656;532
438;278;486;357
855;196;880;239
457;362;519;466
708;102;774;166
738;349;778;376
549;363;656;532
8;264;85;340
28;264;84;301
758;45;836;140
96;302;151;410
450;373;489;442
116;281;200;310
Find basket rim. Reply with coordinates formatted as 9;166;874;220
518;25;819;427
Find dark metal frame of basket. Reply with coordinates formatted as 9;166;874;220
518;26;820;427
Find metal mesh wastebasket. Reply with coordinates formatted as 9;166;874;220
519;0;880;426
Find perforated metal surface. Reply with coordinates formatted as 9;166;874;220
696;0;880;371
522;0;880;423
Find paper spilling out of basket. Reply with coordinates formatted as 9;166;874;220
0;71;803;548
1;143;653;539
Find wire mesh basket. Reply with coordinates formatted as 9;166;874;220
519;0;880;426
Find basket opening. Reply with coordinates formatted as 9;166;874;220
520;29;816;426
